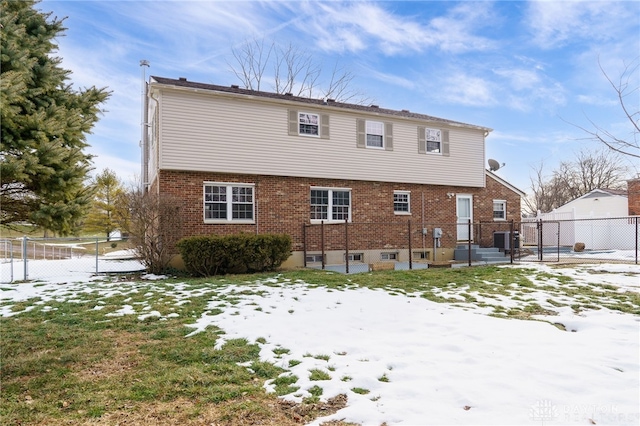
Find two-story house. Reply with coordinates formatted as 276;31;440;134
143;76;524;268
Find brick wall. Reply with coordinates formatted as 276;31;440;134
157;170;522;260
628;178;640;215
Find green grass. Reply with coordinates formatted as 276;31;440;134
0;281;285;425
304;385;324;403
272;374;300;396
1;264;637;425
273;347;291;356
309;369;331;381
288;359;302;368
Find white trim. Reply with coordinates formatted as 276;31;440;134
365;120;385;149
393;190;411;215
298;111;320;137
456;194;473;241
310;186;352;223
493;199;507;221
425;127;442;153
203;182;255;224
485;170;526;197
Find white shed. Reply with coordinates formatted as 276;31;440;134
553;189;628;219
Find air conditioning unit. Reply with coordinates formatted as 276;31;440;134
494;231;520;251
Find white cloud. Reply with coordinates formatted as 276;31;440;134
290;1;498;55
576;94;618;107
526;1;635;48
88;149;141;188
493;68;541;91
440;73;497;107
367;69;417;90
426;2;500;53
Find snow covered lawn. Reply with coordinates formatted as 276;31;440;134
1;262;638;425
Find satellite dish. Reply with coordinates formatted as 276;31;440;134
488;159;501;171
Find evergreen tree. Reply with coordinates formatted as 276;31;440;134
0;0;110;235
83;169;126;240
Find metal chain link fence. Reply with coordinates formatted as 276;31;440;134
0;237;145;283
302;219;522;273
302;217;638;273
520;216;639;264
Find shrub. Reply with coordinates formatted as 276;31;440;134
176;233;292;277
123;191;183;274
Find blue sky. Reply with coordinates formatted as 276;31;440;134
40;0;639;193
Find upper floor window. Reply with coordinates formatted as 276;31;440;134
493;200;506;220
357;119;393;150
426;128;442;153
204;182;254;223
366;120;384;148
288;109;329;139
418;127;450;156
310;187;351;222
394;191;410;214
299;112;319;136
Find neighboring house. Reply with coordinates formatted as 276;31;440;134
143;76;524;267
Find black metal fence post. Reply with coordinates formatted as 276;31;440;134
303;223;307;267
509;220;514;264
537;219;543;261
345;219;349;274
635;217;638;265
556;222;560;262
22;236;28;281
408;220;413;270
468;219;472;267
321;220;325;270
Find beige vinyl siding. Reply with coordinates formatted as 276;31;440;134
157;88;485;187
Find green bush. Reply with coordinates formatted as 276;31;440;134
176;233;292;277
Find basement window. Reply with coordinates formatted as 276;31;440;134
345;253;364;262
305;254;324;263
380;252;398;261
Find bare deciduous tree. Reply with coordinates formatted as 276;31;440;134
228;38;369;104
122;190;183;274
525;148;628;215
568;57;639;159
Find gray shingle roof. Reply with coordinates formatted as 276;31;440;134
150;76;491;131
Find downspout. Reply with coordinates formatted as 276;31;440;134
421;191;425;252
140;60;150;192
148;91;160;194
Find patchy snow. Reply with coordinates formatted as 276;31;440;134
192;279;639;426
0;257;638;425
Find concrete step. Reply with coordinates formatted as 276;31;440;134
454;246;507;262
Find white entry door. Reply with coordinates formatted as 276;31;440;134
456;194;473;241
